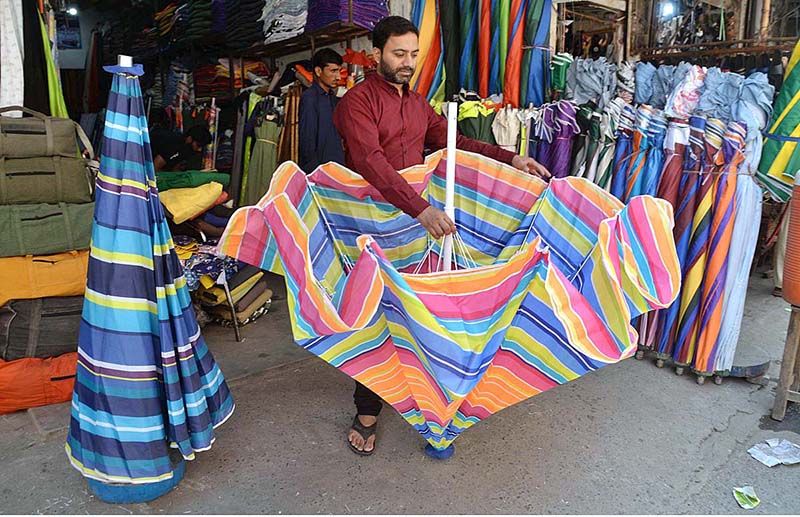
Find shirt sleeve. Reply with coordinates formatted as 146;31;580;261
423;103;518;165
298;92;318;171
333;92;430;218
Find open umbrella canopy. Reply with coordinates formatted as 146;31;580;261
217;150;680;451
67;64;233;485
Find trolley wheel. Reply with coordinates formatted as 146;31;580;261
714;375;723;385
655;359;665;368
675;366;685;376
635;350;645;360
696;375;706;385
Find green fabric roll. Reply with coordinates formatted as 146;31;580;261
156;170;231;191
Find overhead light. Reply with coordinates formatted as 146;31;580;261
661;1;675;18
67;6;78;15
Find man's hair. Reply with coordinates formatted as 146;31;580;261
372;16;419;51
312;48;343;71
185;125;212;147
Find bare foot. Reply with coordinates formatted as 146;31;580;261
348;415;377;453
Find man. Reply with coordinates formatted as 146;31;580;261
333;16;550;456
298;48;345;172
151;125;212;172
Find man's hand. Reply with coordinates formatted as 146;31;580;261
416;206;456;239
511;155;551;180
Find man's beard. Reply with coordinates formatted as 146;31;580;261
380;59;414;85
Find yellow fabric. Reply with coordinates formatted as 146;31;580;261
159;182;223;224
458;101;496;121
0;250;88;305
197;271;264;306
209;288;272;322
175;240;199;260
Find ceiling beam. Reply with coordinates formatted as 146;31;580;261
553;0;627;12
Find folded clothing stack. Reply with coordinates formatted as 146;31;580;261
226;0;267;49
198;265;273;326
305;0;389;32
262;0;307;44
186;0;214;42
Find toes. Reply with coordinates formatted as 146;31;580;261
363;434;375;453
349;430;364;451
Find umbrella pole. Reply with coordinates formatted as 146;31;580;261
442;101;457;272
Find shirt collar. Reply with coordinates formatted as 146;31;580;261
370;73;410;96
312;81;334;96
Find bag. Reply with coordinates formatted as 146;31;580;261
0;297;83;361
0;353;77;414
0;202;94;257
0;156;94;204
0;106;94;159
0;250;89;306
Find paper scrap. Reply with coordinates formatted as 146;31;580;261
733;486;760;509
748;439;800;467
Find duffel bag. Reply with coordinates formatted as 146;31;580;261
0;296;83;361
0;353;77;415
0;156;93;204
0;106;94;159
0;202;94;257
0;250;89;306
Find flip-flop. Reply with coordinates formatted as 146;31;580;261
347;414;377;456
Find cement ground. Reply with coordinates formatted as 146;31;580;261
1;274;798;514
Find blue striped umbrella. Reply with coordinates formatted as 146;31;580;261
66;64;234;490
609;104;636;200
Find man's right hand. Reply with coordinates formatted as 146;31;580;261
416;206;456;239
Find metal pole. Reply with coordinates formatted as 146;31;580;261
442;102;458;272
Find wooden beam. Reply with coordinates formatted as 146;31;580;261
553;0;626;12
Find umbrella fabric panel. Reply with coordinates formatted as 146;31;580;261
66;67;233;485
217;151;681;450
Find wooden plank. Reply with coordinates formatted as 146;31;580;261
772;309;800;421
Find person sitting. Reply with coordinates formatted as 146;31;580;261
151;125;212;172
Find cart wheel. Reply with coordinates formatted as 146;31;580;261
655;359;665;368
696;375;706;385
675;366;685;376
635;350;644;360
714;375;723;385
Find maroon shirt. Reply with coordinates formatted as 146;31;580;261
333;74;517;217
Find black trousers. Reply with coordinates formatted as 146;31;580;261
354;381;382;416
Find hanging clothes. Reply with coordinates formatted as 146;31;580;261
0;0;24;111
22;0;49;114
242;119;281;207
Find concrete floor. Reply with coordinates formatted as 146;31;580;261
1;273;798;514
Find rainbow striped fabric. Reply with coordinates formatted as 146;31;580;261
218;151;681;451
66;66;234;484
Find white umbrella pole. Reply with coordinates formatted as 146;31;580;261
442;101;457;272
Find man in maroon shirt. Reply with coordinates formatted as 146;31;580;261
333;16;551;456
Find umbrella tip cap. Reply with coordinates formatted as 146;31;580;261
118;55;133;67
424;443;455;460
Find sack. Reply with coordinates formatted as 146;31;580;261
0;202;94;257
0;250;89;306
0;106;94;159
0;156;93;204
0;297;83;361
0;353;77;415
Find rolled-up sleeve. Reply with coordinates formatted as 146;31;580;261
333;93;430;217
424;103;518;165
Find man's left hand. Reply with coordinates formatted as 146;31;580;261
511;155;551;180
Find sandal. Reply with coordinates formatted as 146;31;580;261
347;415;377;456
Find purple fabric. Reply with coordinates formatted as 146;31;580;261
535;101;580;178
305;0;389;32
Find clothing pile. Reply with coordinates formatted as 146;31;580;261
0;108;95;414
225;0;266;49
261;0;307;44
186;0;214;41
305;0;389;32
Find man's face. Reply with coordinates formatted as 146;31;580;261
316;63;341;90
373;32;419;85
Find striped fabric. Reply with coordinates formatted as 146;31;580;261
217;150;680;451
66;66;234;484
672;117;725;367
655;116;705;361
757;38;800;202
609;104;636;200
693;121;746;375
458;0;479;92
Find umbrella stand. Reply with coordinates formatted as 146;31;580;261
442;102;457;273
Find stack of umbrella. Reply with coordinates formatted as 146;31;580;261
411;0;552;107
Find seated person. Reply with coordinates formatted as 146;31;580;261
151;125;212;172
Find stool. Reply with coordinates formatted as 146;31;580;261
772;306;800;421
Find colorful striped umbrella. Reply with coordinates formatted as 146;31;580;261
672;117;725;368
757;38;800;202
535;101;580;178
637;111;668;197
609;104;636;200
459;0;479;92
66;64;233;489
217;151;680;453
478;0;492;98
654;116;706;362
594;98;625;191
656;119;690;206
693;121;746;376
623;105;655;201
